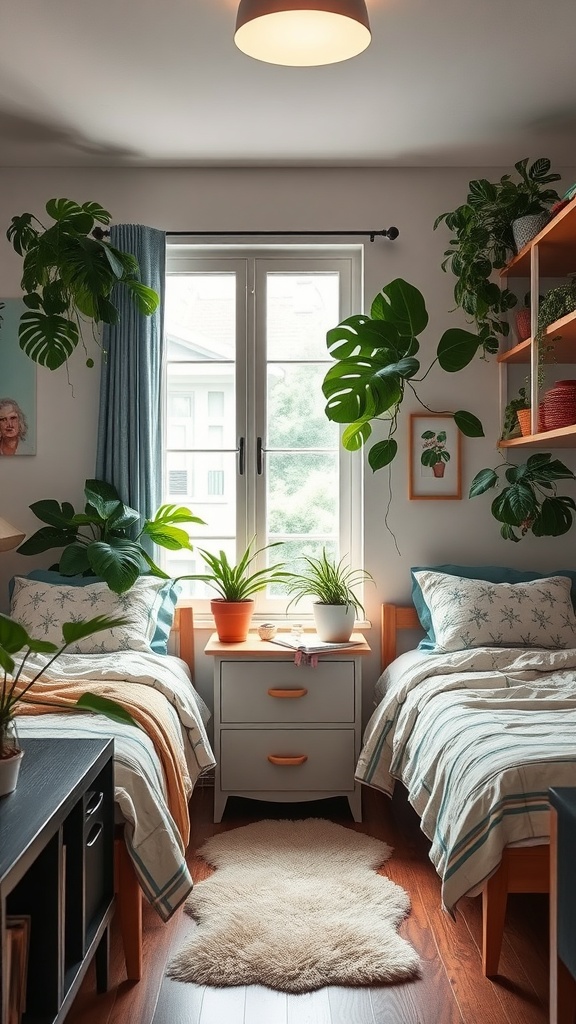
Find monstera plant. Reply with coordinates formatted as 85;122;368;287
469;453;576;541
6;199;159;370
321;278;484;474
17;478;205;594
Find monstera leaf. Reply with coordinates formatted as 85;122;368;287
322;278;484;475
5;198;160;371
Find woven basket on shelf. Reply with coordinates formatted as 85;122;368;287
516;406;546;436
542;380;576;430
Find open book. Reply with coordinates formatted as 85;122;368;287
269;633;361;654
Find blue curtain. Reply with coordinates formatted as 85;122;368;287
95;225;166;525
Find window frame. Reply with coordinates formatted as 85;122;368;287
164;243;365;620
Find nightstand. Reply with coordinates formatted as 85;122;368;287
204;632;370;823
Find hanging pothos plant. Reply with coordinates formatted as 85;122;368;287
6;199;160;370
469;453;576;541
321;278;484;474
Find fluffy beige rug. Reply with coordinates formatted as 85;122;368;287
167;818;420;993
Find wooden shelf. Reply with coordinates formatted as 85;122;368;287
498;424;576;449
500;197;576;277
498;310;576;364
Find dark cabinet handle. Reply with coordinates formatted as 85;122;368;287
238;436;245;475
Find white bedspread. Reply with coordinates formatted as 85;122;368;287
15;650;216;921
356;645;576;913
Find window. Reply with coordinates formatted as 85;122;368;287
163;247;363;613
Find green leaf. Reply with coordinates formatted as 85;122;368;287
454;410;484;437
437;328;481;372
469;468;498;497
62;614;129;645
75;693;141;729
368;438;398;471
532;497;574;537
7;213;38;256
18;311;79;369
87;539;146;593
17;525;78;556
0;615;30;654
150;505;206;527
58;544;92;576
370;279;429;338
342;421;372;451
491;483;536;527
124;279;161;315
144;523;192;550
28;499;77;529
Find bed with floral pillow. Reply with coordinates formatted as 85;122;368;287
356;567;576;977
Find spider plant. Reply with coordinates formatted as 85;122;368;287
286;549;374;616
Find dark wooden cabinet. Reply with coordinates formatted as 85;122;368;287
549;787;576;1024
0;738;115;1024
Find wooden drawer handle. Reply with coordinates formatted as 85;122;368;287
267;754;308;766
267;688;308;698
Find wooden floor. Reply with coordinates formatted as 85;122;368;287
66;785;551;1024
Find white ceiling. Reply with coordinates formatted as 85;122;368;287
1;0;576;169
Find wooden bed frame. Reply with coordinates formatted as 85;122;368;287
114;600;195;981
381;603;549;978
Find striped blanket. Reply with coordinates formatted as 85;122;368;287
14;649;216;921
356;645;576;913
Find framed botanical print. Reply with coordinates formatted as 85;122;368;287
409;413;461;500
0;299;36;456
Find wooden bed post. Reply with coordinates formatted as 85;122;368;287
115;838;143;981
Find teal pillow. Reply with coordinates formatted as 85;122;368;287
9;571;181;656
411;564;576;650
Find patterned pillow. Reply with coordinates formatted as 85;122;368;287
9;575;181;655
412;570;576;652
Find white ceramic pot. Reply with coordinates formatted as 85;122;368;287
0;747;24;796
312;603;355;643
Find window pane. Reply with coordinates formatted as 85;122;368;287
266;273;340;360
165;275;236;361
267;364;338;450
165;451;236;529
208;391;225;418
267;452;338;543
166;364;235;450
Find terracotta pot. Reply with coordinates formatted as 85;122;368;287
211;598;254;643
432;462;445;478
515;308;531;342
516;408;532;436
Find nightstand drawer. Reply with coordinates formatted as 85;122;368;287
220;728;356;792
220;660;355;723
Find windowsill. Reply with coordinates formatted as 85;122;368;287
189;611;372;632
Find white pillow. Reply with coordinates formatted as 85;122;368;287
412;570;576;652
9;575;173;655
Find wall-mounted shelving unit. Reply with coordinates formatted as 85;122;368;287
497;196;576;449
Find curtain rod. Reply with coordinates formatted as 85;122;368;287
93;227;399;242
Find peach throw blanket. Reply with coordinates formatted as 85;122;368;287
14;675;191;845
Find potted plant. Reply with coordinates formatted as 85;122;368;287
6;199;160;370
501;387;530;440
192;538;291;642
286;549;374;642
420;428;450;478
0;613;129;795
17;478;205;594
469;452;576;541
434;158;561;354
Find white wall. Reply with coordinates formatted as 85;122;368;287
1;166;575;718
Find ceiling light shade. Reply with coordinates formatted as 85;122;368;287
0;517;25;553
234;0;371;67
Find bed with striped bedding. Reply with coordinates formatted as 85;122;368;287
14;648;216;920
357;643;576;918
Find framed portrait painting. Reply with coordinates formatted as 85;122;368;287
409;413;461;500
0;299;36;456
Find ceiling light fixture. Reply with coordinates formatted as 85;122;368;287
234;0;371;67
